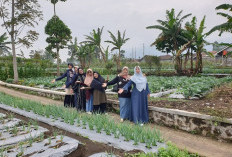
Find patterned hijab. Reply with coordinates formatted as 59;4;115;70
84;69;93;86
131;66;147;92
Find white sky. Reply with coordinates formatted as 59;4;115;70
1;0;231;61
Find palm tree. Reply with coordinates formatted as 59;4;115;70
146;8;191;74
105;30;130;71
207;4;232;36
0;33;11;56
83;27;106;62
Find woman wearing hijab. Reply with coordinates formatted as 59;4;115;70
74;66;79;75
118;66;150;125
67;67;86;111
52;63;74;107
102;66;131;122
90;72;107;114
84;69;94;113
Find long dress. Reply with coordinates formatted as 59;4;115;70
70;74;86;111
90;79;107;114
123;80;150;123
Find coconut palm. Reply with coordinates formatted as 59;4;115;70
83;27;106;62
105;30;130;71
207;4;232;36
146;8;191;74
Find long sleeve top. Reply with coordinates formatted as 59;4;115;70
123;80;150;95
55;69;74;86
107;76;131;98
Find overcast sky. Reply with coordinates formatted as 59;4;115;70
1;0;231;61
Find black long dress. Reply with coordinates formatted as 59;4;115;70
68;73;86;111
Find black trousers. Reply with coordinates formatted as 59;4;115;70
64;95;74;107
93;103;106;114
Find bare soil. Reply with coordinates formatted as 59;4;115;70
108;83;232;119
149;83;232;118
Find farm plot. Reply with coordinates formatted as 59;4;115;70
0;92;165;153
0;113;80;157
18;77;65;90
11;75;232;99
147;76;232;98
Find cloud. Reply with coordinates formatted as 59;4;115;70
1;0;231;61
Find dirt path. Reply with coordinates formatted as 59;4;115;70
0;85;231;157
0;86;63;106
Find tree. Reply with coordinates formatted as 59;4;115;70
0;0;43;82
146;9;191;74
47;0;67;15
75;44;95;68
45;15;72;76
105;30;130;71
83;27;107;62
0;33;10;56
67;37;78;64
144;56;162;72
207;4;232;36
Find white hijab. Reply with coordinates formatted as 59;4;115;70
131;66;147;92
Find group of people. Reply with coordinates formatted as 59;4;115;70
52;63;150;125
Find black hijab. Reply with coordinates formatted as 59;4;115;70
77;67;85;83
90;72;105;92
93;72;105;83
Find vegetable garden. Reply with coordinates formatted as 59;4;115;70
0;92;199;157
10;76;232;99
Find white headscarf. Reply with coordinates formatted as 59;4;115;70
131;66;147;92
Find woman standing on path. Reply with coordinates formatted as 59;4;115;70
118;66;150;125
102;66;131;122
67;67;86;111
83;69;94;113
52;63;74;107
90;72;107;114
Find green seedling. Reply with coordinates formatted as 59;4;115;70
48;136;52;145
60;135;64;142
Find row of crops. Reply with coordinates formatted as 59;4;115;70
0;92;163;149
0;93;199;156
12;75;232;98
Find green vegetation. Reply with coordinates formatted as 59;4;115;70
125;142;199;157
0;92;164;149
147;76;232;98
16;75;232;98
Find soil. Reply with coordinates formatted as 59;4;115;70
108;83;232;119
1;85;232;157
0;108;142;157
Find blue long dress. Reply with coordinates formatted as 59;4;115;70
123;80;150;124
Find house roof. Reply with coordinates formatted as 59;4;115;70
158;55;172;60
215;46;232;56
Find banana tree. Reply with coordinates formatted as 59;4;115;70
146;8;191;74
207;4;232;36
105;30;130;71
83;27;107;63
